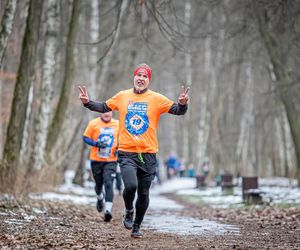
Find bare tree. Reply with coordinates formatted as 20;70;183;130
29;0;59;171
235;62;255;175
73;0;100;186
3;0;43;168
0;0;17;159
254;1;300;184
46;0;82;160
73;141;85;186
0;0;17;68
182;0;192;165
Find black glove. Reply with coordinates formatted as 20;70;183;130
96;141;108;148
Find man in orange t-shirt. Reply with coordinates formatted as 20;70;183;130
83;111;119;222
79;63;189;238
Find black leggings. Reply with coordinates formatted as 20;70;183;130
91;161;116;202
118;151;157;225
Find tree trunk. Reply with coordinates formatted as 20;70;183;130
183;0;192;165
88;0;99;97
207;6;226;172
72;0;99;185
235;62;254;175
256;10;300;185
46;0;82;159
73;141;86;186
0;0;17;68
281;94;300;184
29;0;58;171
253;113;263;176
19;83;34;164
281;109;295;177
275;115;284;176
0;0;17;159
3;0;43;167
195;22;210;174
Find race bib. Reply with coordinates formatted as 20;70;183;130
125;102;149;135
97;127;114;158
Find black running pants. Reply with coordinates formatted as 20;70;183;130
91;161;117;202
118;151;157;225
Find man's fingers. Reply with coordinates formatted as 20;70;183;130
185;87;190;95
180;85;185;94
78;86;84;94
83;86;87;95
78;85;88;96
180;85;190;95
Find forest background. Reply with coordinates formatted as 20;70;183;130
0;0;300;192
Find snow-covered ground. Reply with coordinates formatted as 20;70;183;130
156;177;300;208
29;170;96;206
27;171;300;209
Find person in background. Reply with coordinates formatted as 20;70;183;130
79;63;189;238
178;158;186;177
187;163;196;178
165;152;180;179
201;159;210;179
83;111;119;222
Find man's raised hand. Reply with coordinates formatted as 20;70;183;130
178;85;190;105
78;85;89;104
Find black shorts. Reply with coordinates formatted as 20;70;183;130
117;151;157;180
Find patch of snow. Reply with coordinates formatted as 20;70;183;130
149;177;300;208
151;177;196;195
260;186;300;204
29;192;95;206
0;194;15;201
5;219;30;225
22;213;36;221
64;170;75;185
32;207;47;214
56;183;95;197
259;178;298;187
176;188;243;208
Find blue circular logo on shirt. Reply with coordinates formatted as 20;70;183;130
125;112;149;135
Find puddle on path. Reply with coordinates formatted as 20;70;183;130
147;194;240;236
143;214;240;236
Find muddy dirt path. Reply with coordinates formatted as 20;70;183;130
1;193;299;250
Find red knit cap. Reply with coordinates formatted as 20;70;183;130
133;63;152;80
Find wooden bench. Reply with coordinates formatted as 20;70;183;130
221;173;234;195
196;175;206;188
242;177;264;204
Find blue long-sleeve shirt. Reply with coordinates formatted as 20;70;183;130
83;136;97;147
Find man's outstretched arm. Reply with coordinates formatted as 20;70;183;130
168;103;188;115
78;85;111;113
84;100;112;113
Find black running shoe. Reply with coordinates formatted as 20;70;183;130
104;210;112;222
96;199;104;212
131;224;142;238
123;209;134;229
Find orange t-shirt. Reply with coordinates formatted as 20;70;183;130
106;88;174;153
83;118;119;161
